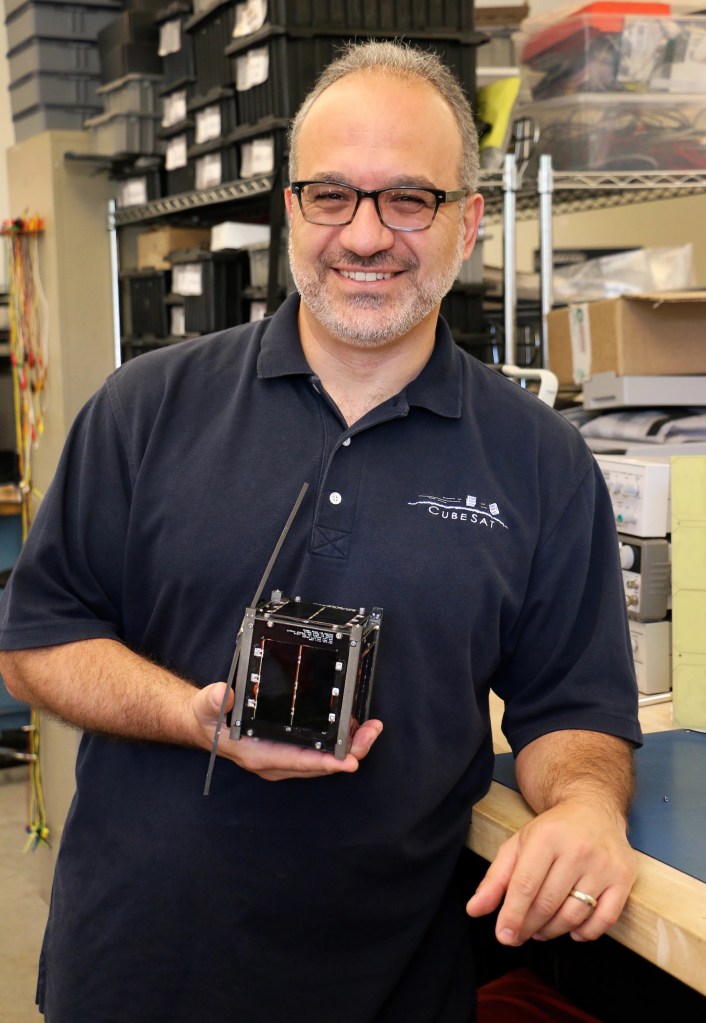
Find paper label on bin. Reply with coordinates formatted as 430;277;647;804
165;135;187;170
568;303;592;385
118;177;147;208
159;19;182;57
250;301;267;322
233;0;267;38
196;105;221;144
237;47;270;91
172;263;203;297
241;137;274;177
163;90;187;128
171;305;186;337
196;152;223;190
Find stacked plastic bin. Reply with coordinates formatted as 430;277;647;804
85;6;166;159
516;2;706;171
5;0;121;141
169;0;483;197
154;1;199;194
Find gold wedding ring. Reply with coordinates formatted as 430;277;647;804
568;888;598;910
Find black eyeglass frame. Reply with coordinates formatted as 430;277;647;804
290;180;468;232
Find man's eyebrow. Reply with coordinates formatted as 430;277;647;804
302;173;439;189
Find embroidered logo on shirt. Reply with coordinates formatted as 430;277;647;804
407;493;508;530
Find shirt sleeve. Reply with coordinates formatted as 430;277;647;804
0;382;132;651
494;456;643;755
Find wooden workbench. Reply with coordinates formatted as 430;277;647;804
468;698;706;997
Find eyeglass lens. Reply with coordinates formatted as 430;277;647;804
298;183;438;229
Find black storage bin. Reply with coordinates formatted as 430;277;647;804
97;8;162;82
231;117;289;180
123;268;170;337
188;84;238;143
184;0;237;98
440;284;486;336
228;0;475;34
155;1;196;90
113;159;165;207
227;27;479;127
228;28;336;127
188;133;239;190
161;120;195;194
169;248;249;334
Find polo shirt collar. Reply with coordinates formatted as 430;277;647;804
257;292;463;419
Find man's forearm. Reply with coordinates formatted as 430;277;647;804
0;639;202;747
514;729;635;827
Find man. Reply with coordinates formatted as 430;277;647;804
0;41;640;1023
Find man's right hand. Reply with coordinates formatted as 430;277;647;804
192;682;384;781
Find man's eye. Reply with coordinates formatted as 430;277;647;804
311;190;349;203
388;192;431;209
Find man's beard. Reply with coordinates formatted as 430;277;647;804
288;223;466;348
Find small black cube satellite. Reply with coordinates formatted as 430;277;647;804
203;483;383;794
229;593;383;758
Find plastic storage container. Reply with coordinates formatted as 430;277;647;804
169;248;249;333
85;109;163;155
519;4;706;99
233;119;288;178
184;0;237;97
156;1;196;89
97;8;162;82
113;161;165;207
97;72;163;114
228;26;478;126
9;71;101;117
189;85;238;143
163;126;196;194
5;2;121;51
188;135;239;190
242;238;289;290
12;103;99;140
7;37;102;80
122;268;170;337
229;0;477;35
518;93;706;170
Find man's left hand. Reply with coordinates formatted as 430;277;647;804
465;795;638;944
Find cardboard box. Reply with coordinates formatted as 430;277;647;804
547;291;706;386
137;227;211;270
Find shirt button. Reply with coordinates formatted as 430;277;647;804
329;492;342;505
342;437;351;447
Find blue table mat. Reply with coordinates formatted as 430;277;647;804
493;729;706;884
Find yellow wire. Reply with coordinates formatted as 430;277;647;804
3;221;51;851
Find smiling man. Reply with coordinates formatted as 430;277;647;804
0;41;641;1023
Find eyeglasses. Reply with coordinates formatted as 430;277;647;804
290;180;467;232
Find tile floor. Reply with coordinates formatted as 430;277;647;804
0;766;48;1022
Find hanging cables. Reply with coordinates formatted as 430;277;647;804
1;213;51;851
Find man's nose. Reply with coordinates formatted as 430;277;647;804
338;196;395;255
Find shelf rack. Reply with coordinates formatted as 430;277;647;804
479;161;706;366
111;175;276;226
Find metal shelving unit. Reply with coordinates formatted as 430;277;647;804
108;173;282;365
111;175;276;226
479;160;706;366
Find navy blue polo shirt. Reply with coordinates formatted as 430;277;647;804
0;293;641;1023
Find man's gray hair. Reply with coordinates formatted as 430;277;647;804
288;39;480;193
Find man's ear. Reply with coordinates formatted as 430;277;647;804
462;192;485;261
284;187;294;221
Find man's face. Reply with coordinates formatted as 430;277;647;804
285;72;483;349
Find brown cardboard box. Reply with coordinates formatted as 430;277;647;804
137;227;211;270
547;291;706;386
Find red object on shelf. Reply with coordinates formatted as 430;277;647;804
520;2;672;64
